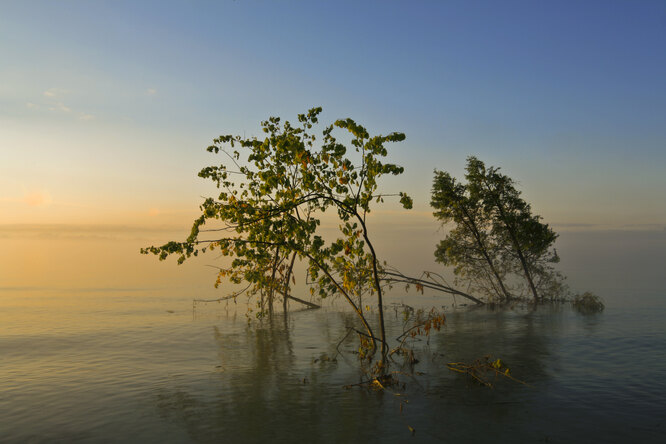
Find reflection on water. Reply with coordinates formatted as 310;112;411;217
1;288;665;442
154;312;392;443
149;305;665;443
1;226;665;442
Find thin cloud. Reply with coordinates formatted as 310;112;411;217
43;88;68;98
146;88;157;95
49;102;71;112
30;88;95;120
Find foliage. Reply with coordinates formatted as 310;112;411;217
466;157;559;301
572;291;605;314
431;170;511;302
338;304;448;436
141;107;412;359
431;156;563;303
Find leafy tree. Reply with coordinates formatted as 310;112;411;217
431;156;560;303
431;170;512;302
142;107;412;361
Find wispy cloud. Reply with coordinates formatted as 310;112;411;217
43;88;68;98
49;102;71;113
146;88;157;95
26;88;95;121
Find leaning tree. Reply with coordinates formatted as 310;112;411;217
432;156;561;303
431;169;512;302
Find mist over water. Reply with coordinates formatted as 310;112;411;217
1;227;665;442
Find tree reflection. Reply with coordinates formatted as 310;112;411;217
154;305;587;442
154;311;391;443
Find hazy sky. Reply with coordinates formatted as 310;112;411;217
2;0;665;230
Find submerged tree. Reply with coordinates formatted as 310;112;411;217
142;107;412;361
431;170;512;302
431;157;561;303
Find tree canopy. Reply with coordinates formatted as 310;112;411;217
431;156;562;303
142;107;412;360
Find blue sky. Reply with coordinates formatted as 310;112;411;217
1;0;665;229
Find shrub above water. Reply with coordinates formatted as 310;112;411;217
572;291;605;314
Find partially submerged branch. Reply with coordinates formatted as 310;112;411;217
275;289;320;309
447;356;530;388
382;269;484;305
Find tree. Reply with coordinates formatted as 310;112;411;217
431;157;561;303
141;107;413;362
431;170;512;302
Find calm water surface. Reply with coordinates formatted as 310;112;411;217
1;287;665;443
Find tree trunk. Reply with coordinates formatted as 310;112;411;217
491;198;539;302
283;251;297;311
459;206;512;302
268;246;280;315
359;217;388;361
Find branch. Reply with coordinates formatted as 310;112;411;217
193;282;252;303
275;289;320;309
382;270;484;305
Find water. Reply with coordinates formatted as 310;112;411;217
1;288;665;443
1;229;665;442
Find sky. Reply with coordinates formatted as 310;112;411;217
1;0;665;231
